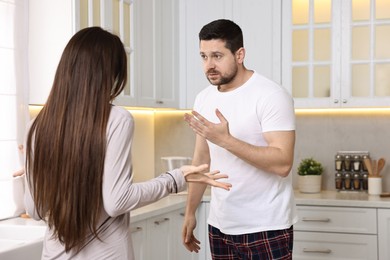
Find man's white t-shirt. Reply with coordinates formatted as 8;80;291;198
193;71;298;235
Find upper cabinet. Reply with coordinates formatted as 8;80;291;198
282;0;390;108
131;0;179;108
78;0;138;106
28;0;178;108
178;0;282;109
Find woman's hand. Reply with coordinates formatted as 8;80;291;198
180;164;232;191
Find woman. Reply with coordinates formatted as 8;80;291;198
24;27;231;259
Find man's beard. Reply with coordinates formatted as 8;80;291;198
206;66;238;86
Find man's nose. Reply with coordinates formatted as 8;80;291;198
204;58;215;70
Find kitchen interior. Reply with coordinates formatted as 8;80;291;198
1;0;390;259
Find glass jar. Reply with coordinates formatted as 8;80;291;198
344;172;352;190
362;172;368;190
335;172;343;190
353;155;361;171
335;154;344;171
353;172;361;190
344;155;352;171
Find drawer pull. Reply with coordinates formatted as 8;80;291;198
154;217;170;225
302;217;330;222
303;248;332;254
130;227;143;233
180;212;185;217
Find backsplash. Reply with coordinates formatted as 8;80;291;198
153;109;390;192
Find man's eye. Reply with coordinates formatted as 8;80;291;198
200;55;207;60
214;55;222;60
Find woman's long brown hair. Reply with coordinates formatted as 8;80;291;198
25;27;127;253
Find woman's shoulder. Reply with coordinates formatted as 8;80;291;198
107;106;134;131
110;106;134;121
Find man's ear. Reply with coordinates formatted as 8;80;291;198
236;47;245;63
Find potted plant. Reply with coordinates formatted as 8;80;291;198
297;157;323;193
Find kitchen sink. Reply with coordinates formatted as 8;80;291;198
0;220;46;260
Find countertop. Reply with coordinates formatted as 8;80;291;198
294;190;390;208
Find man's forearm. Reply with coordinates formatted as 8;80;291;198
185;182;207;216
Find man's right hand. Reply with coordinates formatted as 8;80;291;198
182;213;201;253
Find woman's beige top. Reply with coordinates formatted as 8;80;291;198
24;106;186;259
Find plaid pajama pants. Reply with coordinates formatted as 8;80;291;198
208;225;293;260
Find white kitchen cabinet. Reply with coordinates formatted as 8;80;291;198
28;0;179;108
294;205;378;259
130;219;147;259
130;206;199;260
146;213;172;259
197;201;211;260
28;0;135;105
282;0;390;108
178;0;282;109
131;0;180;108
170;209;199;260
378;209;390;260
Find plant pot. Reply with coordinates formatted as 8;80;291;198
298;175;322;193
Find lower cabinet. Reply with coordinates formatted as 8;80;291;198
378;209;390;260
130;220;147;260
130;200;390;260
197;202;211;260
294;205;378;259
131;208;198;260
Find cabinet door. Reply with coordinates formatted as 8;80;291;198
282;0;340;108
282;0;390;108
130;220;147;260
378;209;390;260
179;0;281;109
340;0;390;107
197;202;211;260
170;209;199;260
134;0;179;108
294;231;377;259
146;213;172;260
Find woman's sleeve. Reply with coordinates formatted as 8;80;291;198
102;113;186;217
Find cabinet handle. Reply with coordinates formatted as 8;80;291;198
342;99;347;103
301;217;330;222
303;248;332;254
180;212;185;217
156;100;164;104
334;99;339;104
154;217;170;225
130;227;143;233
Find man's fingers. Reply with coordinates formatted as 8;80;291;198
215;108;227;123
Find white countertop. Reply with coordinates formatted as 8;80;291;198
295;190;390;208
130;194;188;222
131;189;390;224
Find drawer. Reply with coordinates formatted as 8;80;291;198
295;206;377;234
294;231;378;260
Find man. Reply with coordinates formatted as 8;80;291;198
182;19;297;259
